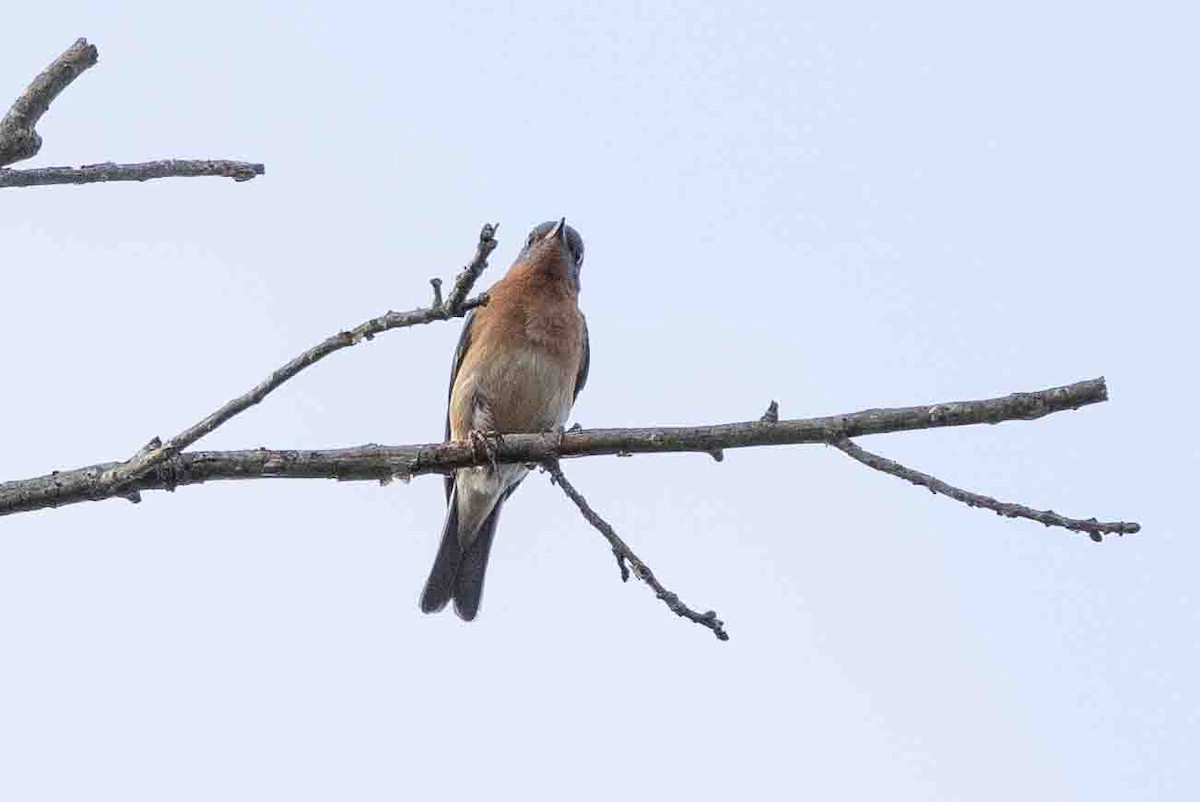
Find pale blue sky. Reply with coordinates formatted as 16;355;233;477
1;3;1196;799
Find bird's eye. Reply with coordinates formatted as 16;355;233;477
526;231;539;247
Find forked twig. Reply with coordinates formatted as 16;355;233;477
0;39;263;185
99;224;498;492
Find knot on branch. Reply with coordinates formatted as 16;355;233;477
0;130;40;167
0;38;98;167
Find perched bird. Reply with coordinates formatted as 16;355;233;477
421;219;589;620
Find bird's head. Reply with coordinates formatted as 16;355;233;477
517;218;584;290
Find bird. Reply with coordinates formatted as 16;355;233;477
420;218;589;621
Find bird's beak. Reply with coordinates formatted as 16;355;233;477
548;217;567;243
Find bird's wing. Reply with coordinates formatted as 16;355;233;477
444;310;477;501
573;313;590;401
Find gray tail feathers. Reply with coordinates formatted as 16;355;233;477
419;485;505;621
453;506;502;621
419;487;463;614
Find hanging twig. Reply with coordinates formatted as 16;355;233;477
829;438;1138;541
543;460;729;641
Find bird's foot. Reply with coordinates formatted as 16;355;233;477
468;429;503;473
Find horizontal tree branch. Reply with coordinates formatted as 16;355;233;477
0;159;264;187
0;38;97;166
0;378;1131;530
830;437;1139;540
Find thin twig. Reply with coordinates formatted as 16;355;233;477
98;223;499;493
829;437;1139;541
0;159;264;187
444;223;499;312
0;378;1126;518
543;460;729;641
0;38;97;167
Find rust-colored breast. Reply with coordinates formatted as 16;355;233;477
448;262;584;438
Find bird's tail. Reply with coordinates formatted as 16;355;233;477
419;486;506;620
420;487;463;614
453;503;502;621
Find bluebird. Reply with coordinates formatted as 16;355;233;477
420;219;589;620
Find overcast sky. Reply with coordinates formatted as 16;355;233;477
1;3;1196;800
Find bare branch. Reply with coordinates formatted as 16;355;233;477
829;438;1138;541
0;38;97;167
443;223;499;312
0;379;1126;520
97;224;498;494
0;159;264;187
0;41;1141;641
543;461;729;640
0;39;263;186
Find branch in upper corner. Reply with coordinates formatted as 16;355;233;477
0;39;263;186
0;38;97;167
0;160;264;188
829;437;1139;541
543;460;729;641
98;223;498;494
